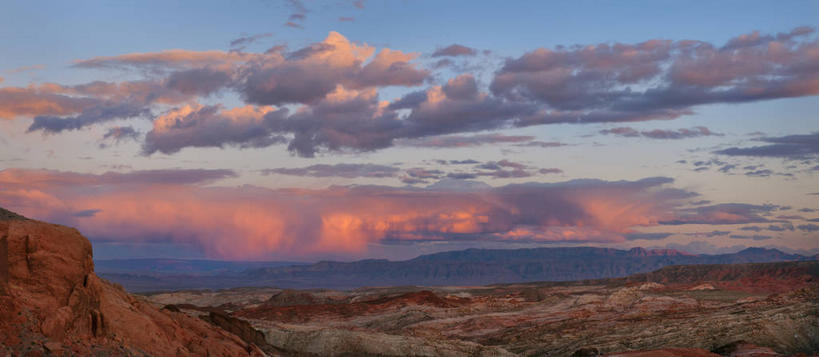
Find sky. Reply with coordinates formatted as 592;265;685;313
0;0;817;261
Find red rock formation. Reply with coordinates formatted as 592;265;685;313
605;348;720;356
0;210;265;356
237;290;469;323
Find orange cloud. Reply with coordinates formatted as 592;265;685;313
0;169;693;259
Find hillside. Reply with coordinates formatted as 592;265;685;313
0;208;264;356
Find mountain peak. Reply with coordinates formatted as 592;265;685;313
627;247;692;257
737;247;785;256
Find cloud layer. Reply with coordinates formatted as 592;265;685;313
2;28;816;156
0;168;697;259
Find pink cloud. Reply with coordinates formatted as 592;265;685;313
0;169;691;259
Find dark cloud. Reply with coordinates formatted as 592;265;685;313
27;103;149;134
661;203;778;225
438;160;544;180
261;163;400;178
517;141;565;148
0;168;237;187
432;44;478;57
715;132;819;160
539;168;563;174
718;164;737;173
99;126;141;148
446;172;478;180
284;0;307;28
398;133;535;148
600;127;640;137
229;33;273;49
431;59;454;69
443;74;479;100
405;167;444;179
729;234;773;241
767;223;795;231
72;209;101;217
473;160;533;178
601;126;722;139
624;232;674;240
165;68;232;96
797;223;819;232
339;16;355;22
400;167;445;185
446;159;480;165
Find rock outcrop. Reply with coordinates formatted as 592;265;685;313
0;209;265;356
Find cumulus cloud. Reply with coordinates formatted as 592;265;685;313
0;170;695;259
432;44;478;57
4;79;203;132
491;27;819;124
261;163;400;178
143;103;287;154
241;32;428;106
601;126;722;139
6;28;818;157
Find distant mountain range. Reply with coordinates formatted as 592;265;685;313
95;258;307;275
98;246;817;292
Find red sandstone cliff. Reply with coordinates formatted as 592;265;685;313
0;208;265;356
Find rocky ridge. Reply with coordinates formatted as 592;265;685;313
0;209;266;356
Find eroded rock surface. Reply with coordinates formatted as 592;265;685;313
0;210;265;356
152;262;819;357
